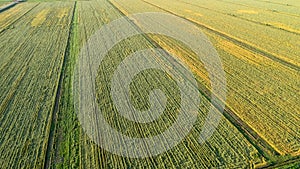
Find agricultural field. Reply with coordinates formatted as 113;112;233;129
0;0;299;168
0;0;11;6
0;1;75;168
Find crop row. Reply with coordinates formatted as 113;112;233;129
144;0;300;69
0;2;39;33
177;0;300;35
0;2;74;168
49;0;266;168
110;0;300;157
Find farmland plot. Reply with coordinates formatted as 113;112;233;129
0;2;39;33
0;2;9;7
0;0;299;168
141;0;300;69
48;0;266;168
221;0;300;17
111;0;300;157
0;1;74;168
0;0;10;6
176;0;300;35
261;0;300;7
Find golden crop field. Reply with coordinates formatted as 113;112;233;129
0;0;299;168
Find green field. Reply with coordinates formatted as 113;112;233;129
0;0;299;168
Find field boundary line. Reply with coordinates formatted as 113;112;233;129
42;2;77;169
